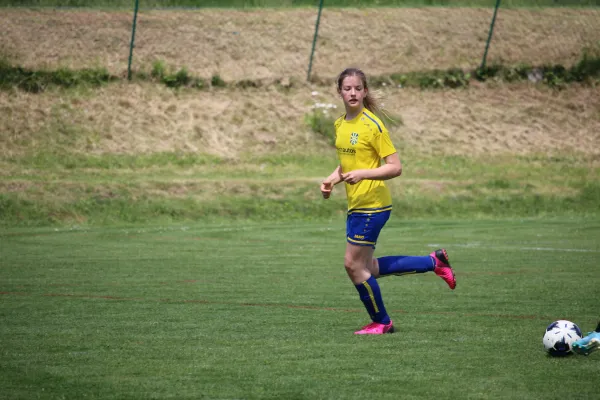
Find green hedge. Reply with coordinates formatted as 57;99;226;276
1;54;598;93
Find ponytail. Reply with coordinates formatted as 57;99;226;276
363;92;381;116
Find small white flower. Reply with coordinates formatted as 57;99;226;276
311;91;319;96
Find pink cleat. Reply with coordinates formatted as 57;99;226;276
431;248;456;290
354;321;395;335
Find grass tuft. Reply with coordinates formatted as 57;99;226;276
304;109;336;146
210;74;226;88
0;62;114;93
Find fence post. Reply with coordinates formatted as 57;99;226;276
307;0;325;82
127;0;140;81
480;0;502;71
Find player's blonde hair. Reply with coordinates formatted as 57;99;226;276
336;67;381;116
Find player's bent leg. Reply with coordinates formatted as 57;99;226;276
369;257;381;278
376;254;434;277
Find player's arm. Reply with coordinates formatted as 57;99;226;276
341;153;402;185
321;165;343;199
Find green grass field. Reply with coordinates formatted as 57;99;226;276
1;218;599;399
1;1;599;398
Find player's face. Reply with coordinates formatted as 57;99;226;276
339;75;367;112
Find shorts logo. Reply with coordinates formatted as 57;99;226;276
354;234;365;239
350;132;359;145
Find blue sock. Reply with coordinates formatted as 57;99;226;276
355;276;391;324
377;255;434;277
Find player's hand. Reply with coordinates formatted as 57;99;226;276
340;170;364;185
320;180;333;199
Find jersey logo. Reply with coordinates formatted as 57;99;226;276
350;132;359;145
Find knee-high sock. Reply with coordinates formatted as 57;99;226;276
377;255;434;277
355;276;391;324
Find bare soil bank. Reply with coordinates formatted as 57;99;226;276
1;8;599;80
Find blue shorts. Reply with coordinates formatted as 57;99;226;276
346;210;391;248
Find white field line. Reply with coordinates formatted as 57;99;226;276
428;243;600;253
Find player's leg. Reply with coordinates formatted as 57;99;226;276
345;212;394;335
572;320;600;356
373;255;434;277
345;243;394;335
371;249;457;290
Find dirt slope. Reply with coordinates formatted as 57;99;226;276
1;8;599;80
1;81;598;159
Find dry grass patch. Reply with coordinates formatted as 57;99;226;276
0;83;319;158
1;8;599;80
1;81;599;159
385;84;600;157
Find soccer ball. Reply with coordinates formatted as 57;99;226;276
543;320;582;357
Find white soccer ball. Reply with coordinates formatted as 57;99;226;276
543;320;582;357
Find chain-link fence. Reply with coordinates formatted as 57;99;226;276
1;1;598;83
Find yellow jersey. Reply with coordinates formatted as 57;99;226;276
334;109;397;214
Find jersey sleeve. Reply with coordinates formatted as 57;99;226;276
372;125;396;159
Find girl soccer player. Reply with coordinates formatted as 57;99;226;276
320;68;456;335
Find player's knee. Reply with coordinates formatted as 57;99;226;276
344;258;371;284
343;256;361;275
